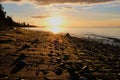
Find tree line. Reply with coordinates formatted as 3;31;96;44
0;4;36;28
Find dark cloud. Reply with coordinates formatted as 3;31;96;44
31;15;49;18
0;0;116;5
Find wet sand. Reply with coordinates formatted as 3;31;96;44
0;28;120;80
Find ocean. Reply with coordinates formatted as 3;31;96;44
24;27;120;46
26;27;120;39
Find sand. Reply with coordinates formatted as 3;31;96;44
0;28;120;80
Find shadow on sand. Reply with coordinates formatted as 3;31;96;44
11;60;26;74
10;54;26;74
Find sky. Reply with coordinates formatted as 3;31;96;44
1;0;120;28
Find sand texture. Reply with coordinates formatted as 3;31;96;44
0;28;120;80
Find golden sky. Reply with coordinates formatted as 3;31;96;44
1;0;120;27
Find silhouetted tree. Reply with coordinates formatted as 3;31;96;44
5;16;13;26
0;4;6;19
0;3;36;28
0;4;6;27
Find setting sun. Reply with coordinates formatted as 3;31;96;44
47;15;63;33
48;16;63;27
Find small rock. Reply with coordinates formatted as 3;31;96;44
54;68;63;75
22;44;30;49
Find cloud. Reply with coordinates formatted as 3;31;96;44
31;15;50;18
1;0;117;5
34;0;114;5
1;0;21;2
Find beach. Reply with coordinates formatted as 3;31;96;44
0;28;120;80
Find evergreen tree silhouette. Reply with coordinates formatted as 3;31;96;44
0;3;36;28
0;4;6;27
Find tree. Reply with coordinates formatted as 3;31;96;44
5;16;13;26
0;4;14;28
0;4;6;27
0;3;35;28
0;4;6;19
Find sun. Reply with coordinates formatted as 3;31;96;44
48;16;63;27
47;15;63;33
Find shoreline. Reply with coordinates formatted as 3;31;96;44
24;27;120;47
0;28;120;80
23;27;120;39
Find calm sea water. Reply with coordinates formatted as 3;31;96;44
26;27;120;39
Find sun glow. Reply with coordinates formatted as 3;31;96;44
48;16;63;27
50;26;60;34
47;15;63;33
